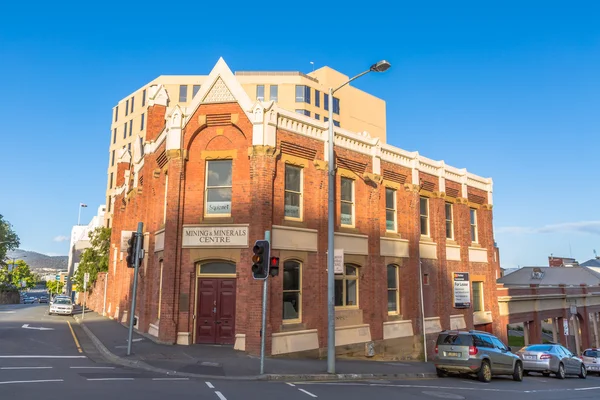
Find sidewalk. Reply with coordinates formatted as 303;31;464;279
73;308;436;381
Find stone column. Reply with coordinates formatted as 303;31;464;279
573;316;581;355
552;317;558;343
523;322;530;346
593;312;599;348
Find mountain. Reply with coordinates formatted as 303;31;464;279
6;249;68;271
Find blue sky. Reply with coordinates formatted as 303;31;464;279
0;1;598;268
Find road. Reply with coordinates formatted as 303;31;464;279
2;303;600;399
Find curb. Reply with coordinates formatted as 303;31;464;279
72;314;436;382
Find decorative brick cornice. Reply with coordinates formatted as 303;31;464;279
431;191;446;199
247;145;279;157
363;172;382;184
482;204;493;210
455;197;469;205
313;160;328;171
403;183;420;193
166;149;183;160
153;169;161;178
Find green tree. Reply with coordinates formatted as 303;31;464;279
73;227;111;291
46;279;64;295
8;260;36;289
0;215;20;262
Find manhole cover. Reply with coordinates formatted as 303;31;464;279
421;391;465;400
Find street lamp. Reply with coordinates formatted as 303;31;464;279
326;60;391;374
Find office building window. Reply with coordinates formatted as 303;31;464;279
130;97;134;113
333;120;340;127
111;150;115;167
420;197;429;236
114;106;119;122
270;85;278;101
256;85;265;101
473;281;484;311
340;177;354;226
324;93;329;110
283;261;301;321
192;85;201;98
142;89;146;107
333;97;340;114
140;113;145;130
125;100;129;116
315;114;320;120
387;264;399;314
113;128;117;144
315;90;320;107
129;119;133;136
128;142;131;152
179;85;188;102
205;160;232;216
295;109;310;116
335;265;358;307
107;196;111;212
110;172;113;189
445;203;454;239
284;164;302;220
295;85;310;103
385;188;396;231
470;208;478;243
123;122;127;139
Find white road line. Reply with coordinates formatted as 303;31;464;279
575;387;600;391
1;367;53;370
70;367;115;369
298;388;318;398
0;379;63;385
86;378;135;381
215;391;227;400
0;355;87;359
286;382;296;387
206;381;215;388
152;378;189;381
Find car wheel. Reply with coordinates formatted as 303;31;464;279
436;368;446;378
556;363;565;379
478;360;492;383
513;362;523;382
579;364;587;379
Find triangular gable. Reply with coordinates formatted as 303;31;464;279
183;57;253;128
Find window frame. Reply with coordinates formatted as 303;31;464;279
385;188;397;232
140;113;145;130
420;196;430;236
333;97;340;114
125;100;129;116
129;119;133;136
445;202;454;240
196;260;237;278
130;96;134;113
387;264;400;315
179;85;188;102
192;85;201;98
340;177;355;227
470;208;478;243
142;89;146;107
284;164;303;221
111;150;115;167
315;89;320;107
256;85;265;101
114;106;119;122
295;109;310;116
123;122;127;139
335;264;359;308
282;260;302;323
295;85;311;103
269;85;278;102
472;281;484;312
113;128;117;144
204;159;233;217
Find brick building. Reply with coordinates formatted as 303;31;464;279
102;58;499;359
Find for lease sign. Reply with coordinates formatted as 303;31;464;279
453;272;471;309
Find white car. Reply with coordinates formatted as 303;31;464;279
49;297;73;316
582;348;600;375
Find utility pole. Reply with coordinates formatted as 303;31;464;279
127;222;144;356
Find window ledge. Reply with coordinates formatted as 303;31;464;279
200;217;234;224
470;242;482;248
281;220;308;229
420;235;434;242
446;239;458;245
385;232;402;239
338;227;361;235
279;322;307;332
387;313;403;321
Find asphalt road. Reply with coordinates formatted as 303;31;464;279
2;303;600;399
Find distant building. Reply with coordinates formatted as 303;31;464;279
548;255;579;267
498;266;600;287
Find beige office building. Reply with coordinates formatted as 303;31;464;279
105;61;387;227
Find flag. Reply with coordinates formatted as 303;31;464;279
80;203;88;208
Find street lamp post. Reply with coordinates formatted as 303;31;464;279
327;60;391;374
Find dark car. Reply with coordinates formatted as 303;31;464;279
39;296;49;303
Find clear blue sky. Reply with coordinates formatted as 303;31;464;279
1;1;598;268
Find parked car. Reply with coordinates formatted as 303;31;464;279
23;297;36;304
48;297;73;316
515;343;587;379
39;296;48;304
581;348;600;375
434;330;524;383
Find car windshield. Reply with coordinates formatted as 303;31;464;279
55;299;72;305
583;350;600;357
525;345;553;352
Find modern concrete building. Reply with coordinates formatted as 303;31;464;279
105;64;387;228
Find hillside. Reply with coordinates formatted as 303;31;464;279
6;249;68;271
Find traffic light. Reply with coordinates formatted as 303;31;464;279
269;257;280;277
126;234;137;268
251;240;270;280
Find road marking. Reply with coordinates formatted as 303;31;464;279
0;356;87;359
298;388;318;397
67;321;83;353
70;366;115;369
0;379;63;385
215;391;227;400
575;387;600;391
152;378;189;381
0;311;16;314
87;378;135;381
1;367;53;370
206;381;215;388
21;324;54;331
286;383;296;387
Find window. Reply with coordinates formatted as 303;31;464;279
324;93;329;111
333;120;340;127
123;122;127;139
340;177;354;226
113;128;117;144
385;188;396;231
315;114;320;120
114;106;119;122
295;85;310;103
128;142;131;152
284;164;302;219
423;273;430;285
142;89;146;107
179;85;188;102
295;109;310;116
199;262;236;274
315;90;320;107
470;208;478;242
130;96;134;113
192;85;201;98
387;265;399;314
283;261;301;321
140;113;145;130
472;281;484;311
205;160;232;216
129;119;133;136
333;97;340;114
420;197;429;236
324;117;329;122
445;203;454;239
107;196;111;212
109;172;113;189
335;265;358;307
270;85;278;101
125;100;129;116
111;150;115;167
256;85;265;101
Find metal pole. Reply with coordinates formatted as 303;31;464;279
418;259;427;362
82;285;87;320
127;222;143;356
77;204;82;226
327;87;336;374
260;230;270;375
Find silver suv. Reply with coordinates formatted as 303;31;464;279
435;330;523;383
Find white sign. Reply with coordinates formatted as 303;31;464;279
206;201;231;215
182;226;248;248
453;272;471;308
84;273;90;283
120;230;135;252
334;249;344;274
564;319;569;335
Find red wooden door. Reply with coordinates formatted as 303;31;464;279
196;278;236;344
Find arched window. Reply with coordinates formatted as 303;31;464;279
198;261;236;275
387;264;399;314
282;261;302;322
335;265;359;307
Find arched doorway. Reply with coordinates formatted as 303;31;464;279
195;261;236;345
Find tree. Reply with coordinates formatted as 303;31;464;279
73;227;111;291
0;215;20;262
8;260;36;289
46;279;64;295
